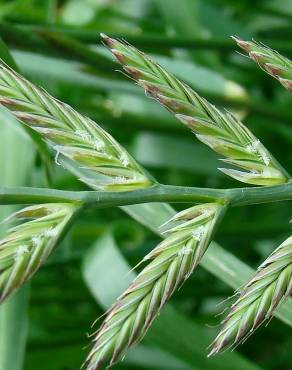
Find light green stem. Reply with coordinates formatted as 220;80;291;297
0;182;292;208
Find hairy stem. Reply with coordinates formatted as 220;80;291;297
0;183;292;208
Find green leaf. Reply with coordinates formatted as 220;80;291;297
122;203;175;233
12;50;138;95
132;132;219;174
0;287;29;370
153;54;248;102
24;345;88;370
61;0;96;26
13;48;247;104
0;40;35;368
153;0;202;39
0;107;35;370
0;37;19;71
0;46;52;184
153;0;221;69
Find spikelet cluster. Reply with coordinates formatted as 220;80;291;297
86;203;225;369
209;236;292;356
0;61;152;191
101;34;289;186
0;203;77;303
233;36;292;93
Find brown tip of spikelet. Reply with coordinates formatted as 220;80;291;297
100;33;116;48
0;97;18;106
156;94;183;111
264;63;284;77
123;66;143;79
249;51;264;63
175;114;194;127
279;77;292;92
231;36;252;52
139;80;161;96
111;48;126;64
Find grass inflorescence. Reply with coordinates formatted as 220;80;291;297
86;203;225;369
101;33;289;186
0;203;78;303
233;36;292;93
209;235;292;356
0;61;152;191
0;29;291;370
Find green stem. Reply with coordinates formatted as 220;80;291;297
0;183;291;208
0;22;115;73
14;24;292;55
2;22;292;56
255;5;292;21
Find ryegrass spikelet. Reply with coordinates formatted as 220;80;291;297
0;203;78;303
0;61;152;191
209;236;292;356
86;203;225;369
101;33;289;186
233;36;292;93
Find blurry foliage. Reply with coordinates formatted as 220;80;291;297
0;0;291;369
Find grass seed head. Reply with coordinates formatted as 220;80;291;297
233;36;292;93
86;202;225;369
0;61;153;191
102;34;289;186
0;203;78;303
209;236;292;356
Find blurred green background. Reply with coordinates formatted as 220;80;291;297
0;0;291;369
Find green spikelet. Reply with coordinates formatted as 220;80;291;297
101;33;289;186
233;36;292;93
86;203;225;369
209;236;292;356
0;61;152;191
0;203;78;303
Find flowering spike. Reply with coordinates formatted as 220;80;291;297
86;203;226;369
0;61;153;191
102;34;289;186
209;236;292;356
0;203;78;303
233;36;292;93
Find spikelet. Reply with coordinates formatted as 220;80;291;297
86;203;225;369
0;61;152;191
209;236;292;356
0;203;78;303
233;36;292;93
101;33;289;186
